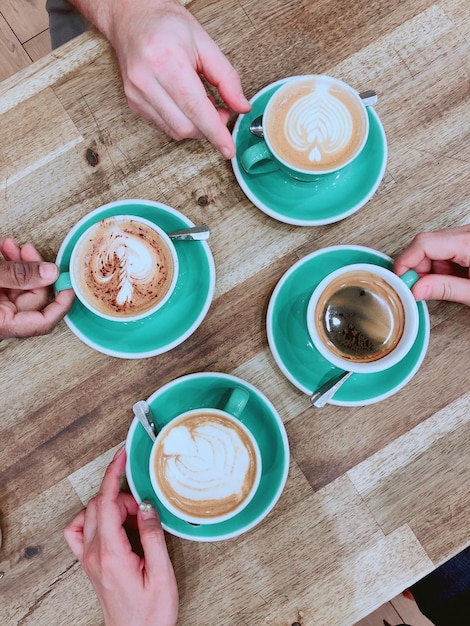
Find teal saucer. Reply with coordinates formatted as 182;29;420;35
125;372;290;541
55;200;215;358
231;79;388;226
267;245;430;406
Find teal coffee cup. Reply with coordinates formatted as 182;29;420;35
240;75;369;182
125;372;290;541
148;387;262;525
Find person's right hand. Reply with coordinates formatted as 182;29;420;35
394;225;470;305
81;0;251;158
64;448;178;626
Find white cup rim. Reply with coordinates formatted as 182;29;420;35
263;74;370;176
306;263;419;374
149;407;262;525
69;214;179;322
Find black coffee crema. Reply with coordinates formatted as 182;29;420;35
315;270;405;363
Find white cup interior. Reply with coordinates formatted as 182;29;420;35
306;263;419;374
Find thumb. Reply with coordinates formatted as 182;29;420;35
137;501;170;575
412;274;470;306
0;261;59;290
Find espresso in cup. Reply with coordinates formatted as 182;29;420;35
307;264;420;374
58;215;178;321
314;270;405;363
150;409;261;524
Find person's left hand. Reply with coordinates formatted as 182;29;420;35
64;448;178;626
0;238;75;340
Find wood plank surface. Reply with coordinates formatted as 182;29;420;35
1;1;469;625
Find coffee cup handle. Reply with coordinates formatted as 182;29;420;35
55;272;73;292
240;142;279;175
224;387;250;419
399;269;420;290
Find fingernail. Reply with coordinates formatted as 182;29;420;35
221;146;232;159
240;93;250;107
113;446;125;460
139;500;158;519
39;262;59;281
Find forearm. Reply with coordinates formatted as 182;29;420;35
67;0;182;42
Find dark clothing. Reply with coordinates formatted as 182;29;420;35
45;0;88;49
411;546;470;625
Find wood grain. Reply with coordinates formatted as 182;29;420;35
1;1;469;625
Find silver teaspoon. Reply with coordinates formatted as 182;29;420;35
133;400;156;441
310;371;353;408
249;90;378;138
167;225;210;241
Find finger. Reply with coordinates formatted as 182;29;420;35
0;290;75;339
0;261;59;290
128;84;203;141
412;274;470;305
64;509;86;561
20;242;44;263
151;55;237;156
198;38;251;115
394;230;470;276
137;502;173;578
0;238;22;262
99;447;127;501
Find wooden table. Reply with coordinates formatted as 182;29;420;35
1;1;469;624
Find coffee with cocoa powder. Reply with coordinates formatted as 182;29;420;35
72;217;175;319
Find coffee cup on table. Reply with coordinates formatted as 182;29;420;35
306;264;420;374
55;214;178;322
149;387;262;525
240;74;370;181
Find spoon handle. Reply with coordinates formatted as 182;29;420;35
168;225;210;241
310;371;353;408
358;90;378;106
133;400;156;441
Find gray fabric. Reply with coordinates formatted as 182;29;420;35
46;0;88;49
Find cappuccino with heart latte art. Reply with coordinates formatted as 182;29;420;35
265;75;369;173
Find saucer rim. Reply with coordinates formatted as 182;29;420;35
55;199;216;359
231;78;388;226
266;244;430;406
125;371;290;542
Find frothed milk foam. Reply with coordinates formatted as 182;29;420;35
73;217;174;318
153;410;259;520
265;77;368;172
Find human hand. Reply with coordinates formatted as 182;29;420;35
394;225;470;305
64;448;178;626
0;238;75;340
72;0;251;158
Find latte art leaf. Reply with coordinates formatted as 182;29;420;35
285;87;354;163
